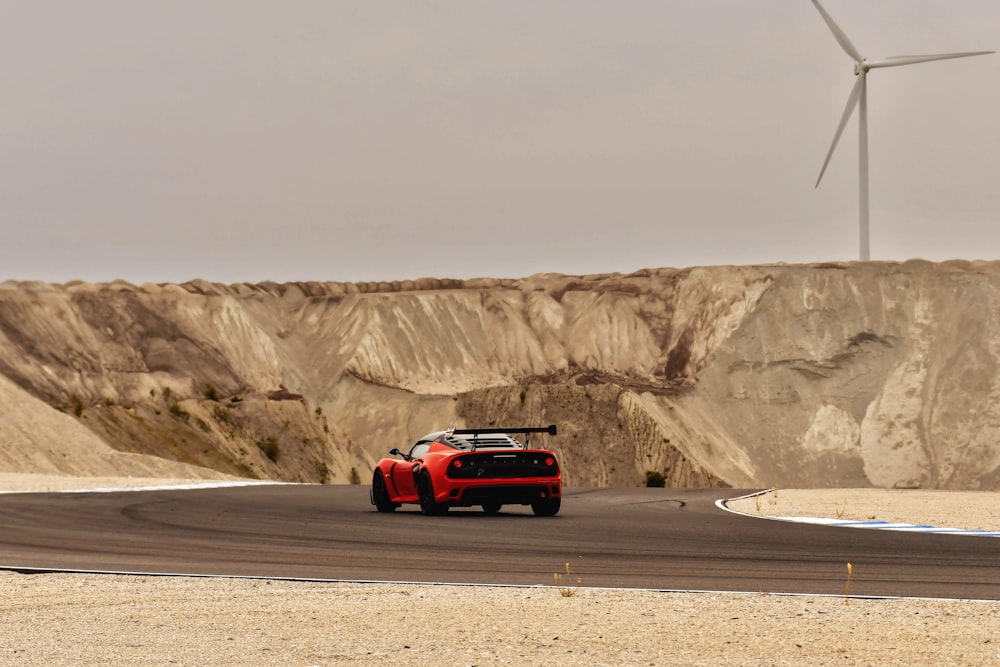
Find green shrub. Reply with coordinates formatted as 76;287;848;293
349;467;361;485
645;470;666;488
212;404;235;426
69;394;84;417
256;436;280;462
168;402;190;422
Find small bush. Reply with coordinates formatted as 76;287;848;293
349;467;361;485
69;394;84;417
162;386;172;402
256;436;280;462
203;383;219;401
553;562;581;597
212;404;235;426
168;402;190;422
645;470;666;488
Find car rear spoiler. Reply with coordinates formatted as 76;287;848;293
450;424;557;448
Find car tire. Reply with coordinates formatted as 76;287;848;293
481;502;502;515
531;497;560;517
417;472;448;515
371;472;397;513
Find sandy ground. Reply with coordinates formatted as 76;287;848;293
725;487;1000;533
1;475;997;666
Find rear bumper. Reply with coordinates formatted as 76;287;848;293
441;479;562;507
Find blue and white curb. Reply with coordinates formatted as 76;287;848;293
718;491;1000;538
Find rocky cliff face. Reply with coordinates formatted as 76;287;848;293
1;260;998;489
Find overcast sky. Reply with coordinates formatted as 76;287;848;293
2;1;998;284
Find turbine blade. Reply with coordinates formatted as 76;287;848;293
869;51;994;68
811;0;863;62
816;73;865;188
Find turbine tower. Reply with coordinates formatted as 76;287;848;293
811;0;993;261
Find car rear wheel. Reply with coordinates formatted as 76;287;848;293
371;472;397;513
417;472;448;515
481;502;502;515
531;497;560;516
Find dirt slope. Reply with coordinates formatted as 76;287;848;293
1;260;998;489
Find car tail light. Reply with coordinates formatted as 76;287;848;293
453;459;463;469
545;457;555;466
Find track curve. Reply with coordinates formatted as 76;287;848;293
1;486;997;599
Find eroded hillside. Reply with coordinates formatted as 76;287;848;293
1;260;998;489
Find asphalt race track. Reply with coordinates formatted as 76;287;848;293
0;485;997;600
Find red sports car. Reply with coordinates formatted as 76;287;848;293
370;425;561;516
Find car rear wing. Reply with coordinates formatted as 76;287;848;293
449;424;557;449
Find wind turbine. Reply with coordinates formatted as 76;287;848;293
810;0;994;261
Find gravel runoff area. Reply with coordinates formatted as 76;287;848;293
1;475;998;666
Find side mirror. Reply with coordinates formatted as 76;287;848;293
390;448;402;456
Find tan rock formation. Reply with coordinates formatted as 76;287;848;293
1;261;998;489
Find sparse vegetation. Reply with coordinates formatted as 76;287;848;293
212;404;235;426
349;467;361;485
519;388;527;405
162;386;172;402
553;562;581;597
645;470;666;487
168;402;190;422
754;488;779;511
103;396;115;407
69;394;84;417
256;435;280;462
835;497;848;518
203;383;219;401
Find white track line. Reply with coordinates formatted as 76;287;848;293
2;566;997;603
0;481;291;494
